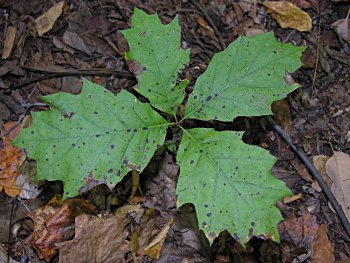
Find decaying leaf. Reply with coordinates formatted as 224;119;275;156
272;99;292;135
279;208;334;262
326;151;350;221
311;224;335;263
35;1;65;36
263;1;312;32
29;197;97;261
311;155;332;192
331;10;350;44
57;205;141;263
0;122;26;197
1;26;16;59
131;208;173;260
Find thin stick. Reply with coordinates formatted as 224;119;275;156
10;68;134;89
267;116;350;238
190;0;226;50
311;3;321;95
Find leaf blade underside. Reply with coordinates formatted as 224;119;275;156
184;32;306;121
122;8;190;116
13;80;169;197
177;128;292;244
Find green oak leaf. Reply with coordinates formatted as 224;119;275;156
184;32;306;121
122;8;190;116
13;80;169;197
177;128;292;243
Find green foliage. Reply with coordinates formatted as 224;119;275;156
13;8;306;244
177;128;291;243
122;8;190;116
185;33;303;121
13;82;169;197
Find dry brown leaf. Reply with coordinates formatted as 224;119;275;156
35;1;64;36
263;1;312;32
326;151;350;221
57;205;141;263
2;26;16;59
331;10;350;44
132;208;173;260
311;224;335;263
141;217;173;259
312;155;332;192
286;0;311;9
279;207;334;262
0;122;26;197
272;99;292;135
29;197;97;261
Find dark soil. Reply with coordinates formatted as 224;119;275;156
1;0;350;262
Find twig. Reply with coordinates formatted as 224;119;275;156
0;103;49;138
10;68;134;89
7;198;16;263
267;116;350;239
311;4;321;95
189;0;226;50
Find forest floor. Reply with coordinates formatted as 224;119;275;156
0;0;350;262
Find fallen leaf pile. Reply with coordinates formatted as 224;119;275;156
278;207;335;263
29;196;97;261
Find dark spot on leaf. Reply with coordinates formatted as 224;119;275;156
31;131;35;134
202;221;207;227
199;150;203;153
205;96;212;102
251;221;255;226
94;112;98;115
123;160;128;165
96;134;100;138
214;93;219;97
45;158;49;161
204;204;208;208
127;129;131;132
133;129;138;132
116;170;121;176
53;145;56;148
194;95;197;99
111;144;115;149
207;212;212;217
148;89;151;92
108;168;113;173
83;142;85;145
72;144;76;147
190;160;194;164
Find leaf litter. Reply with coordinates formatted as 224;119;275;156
2;0;349;261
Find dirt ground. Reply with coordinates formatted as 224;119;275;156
0;0;350;262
